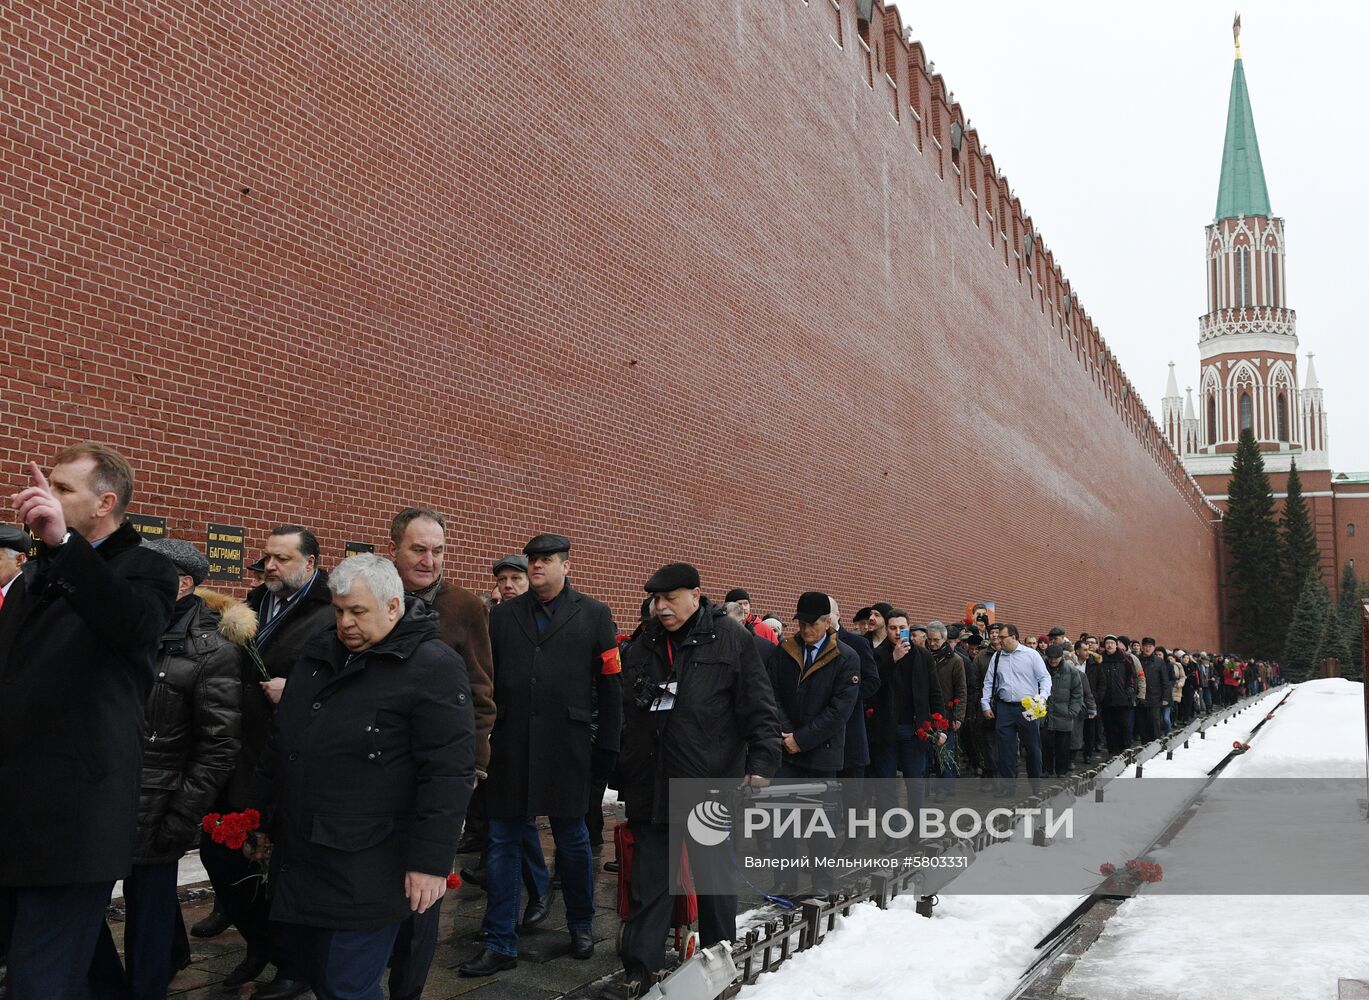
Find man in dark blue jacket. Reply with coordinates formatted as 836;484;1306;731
767;592;861;896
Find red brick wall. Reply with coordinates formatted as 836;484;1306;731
0;1;1221;646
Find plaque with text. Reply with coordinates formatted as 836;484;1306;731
344;541;375;558
206;523;245;581
127;513;167;541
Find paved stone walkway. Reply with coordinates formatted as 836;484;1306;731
152;825;627;999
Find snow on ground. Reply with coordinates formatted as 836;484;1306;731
738;894;1067;1000
735;682;1369;1000
1063;679;1369;1000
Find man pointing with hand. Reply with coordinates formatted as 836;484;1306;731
0;444;178;999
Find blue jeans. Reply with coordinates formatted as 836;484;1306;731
310;922;401;1000
1161;704;1172;734
483;816;591;957
995;703;1043;781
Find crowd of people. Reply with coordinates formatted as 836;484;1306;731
0;443;1281;1000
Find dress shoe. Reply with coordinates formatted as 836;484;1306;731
522;886;555;928
458;948;517;977
569;927;594;960
191;906;231;938
603;859;620;873
251;975;311;1000
221;948;269;989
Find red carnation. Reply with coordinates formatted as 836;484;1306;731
1232;741;1242;749
202;813;221;834
1100;863;1116;877
446;872;463;890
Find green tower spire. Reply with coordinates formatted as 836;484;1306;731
1215;48;1271;221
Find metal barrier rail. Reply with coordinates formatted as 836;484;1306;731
639;686;1288;1000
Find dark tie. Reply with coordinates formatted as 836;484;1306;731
804;645;817;669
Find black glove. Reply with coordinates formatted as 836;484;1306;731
590;746;618;788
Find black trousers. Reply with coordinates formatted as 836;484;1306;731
1040;729;1072;776
618;822;736;989
88;861;186;1000
386;901;441;1000
198;833;310;980
1102;706;1130;755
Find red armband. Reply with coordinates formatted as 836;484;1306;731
600;647;622;675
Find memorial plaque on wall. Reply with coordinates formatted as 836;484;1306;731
127;513;167;541
206;523;245;581
343;541;375;558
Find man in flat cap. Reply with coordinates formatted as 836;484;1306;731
0;444;177;998
492;553;529;603
617;562;779;993
0;524;30;614
462;534;622;976
88;537;244;997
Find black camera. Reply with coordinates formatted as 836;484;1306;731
632;673;663;710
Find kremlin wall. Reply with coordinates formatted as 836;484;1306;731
0;1;1224;645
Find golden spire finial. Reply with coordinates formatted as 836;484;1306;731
1233;12;1242;59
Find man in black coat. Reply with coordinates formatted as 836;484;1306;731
616;563;780;993
249;554;475;998
461;533;622;976
203;523;335;998
0;445;178;1000
87;539;244;999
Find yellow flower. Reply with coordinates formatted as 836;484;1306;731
1021;696;1033;709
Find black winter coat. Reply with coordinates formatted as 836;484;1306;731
768;633;862;774
134;595;245;865
835;626;879;769
618;601;781;824
252;599;475;930
227;571;334;808
889;644;946;731
1096;651;1137;708
0;523;177;885
484;584;622;818
866;640;897;748
1139;653;1170;707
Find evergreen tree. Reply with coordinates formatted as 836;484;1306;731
1283;571;1330;682
1337;561;1364;680
1278;459;1320;631
1322;602;1351;671
1223;429;1283;657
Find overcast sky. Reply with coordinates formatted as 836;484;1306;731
889;1;1369;472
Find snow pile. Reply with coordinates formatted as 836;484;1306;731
738;894;1068;1000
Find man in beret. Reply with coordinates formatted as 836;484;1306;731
462;534;621;976
0;524;30;613
1;444;177;998
617;562;779;992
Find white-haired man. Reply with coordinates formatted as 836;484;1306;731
248;554;476;998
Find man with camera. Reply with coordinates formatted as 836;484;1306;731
616;563;780;994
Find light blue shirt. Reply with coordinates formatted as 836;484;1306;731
980;643;1052;711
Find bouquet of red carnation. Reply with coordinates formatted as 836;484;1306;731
1096;858;1163;885
203;810;268;890
203;809;261;850
916;713;958;776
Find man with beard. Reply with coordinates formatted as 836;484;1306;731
211;525;334;999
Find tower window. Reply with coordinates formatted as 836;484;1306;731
1239;391;1253;433
1206;394;1217;445
1276;392;1289;442
1349;523;1356;538
1236;246;1252;307
1270;252;1279;308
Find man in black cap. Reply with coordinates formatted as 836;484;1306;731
723;586;778;645
492;553;529;603
0;524;30;613
768;593;861;896
617;562;779;992
462;533;621;976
